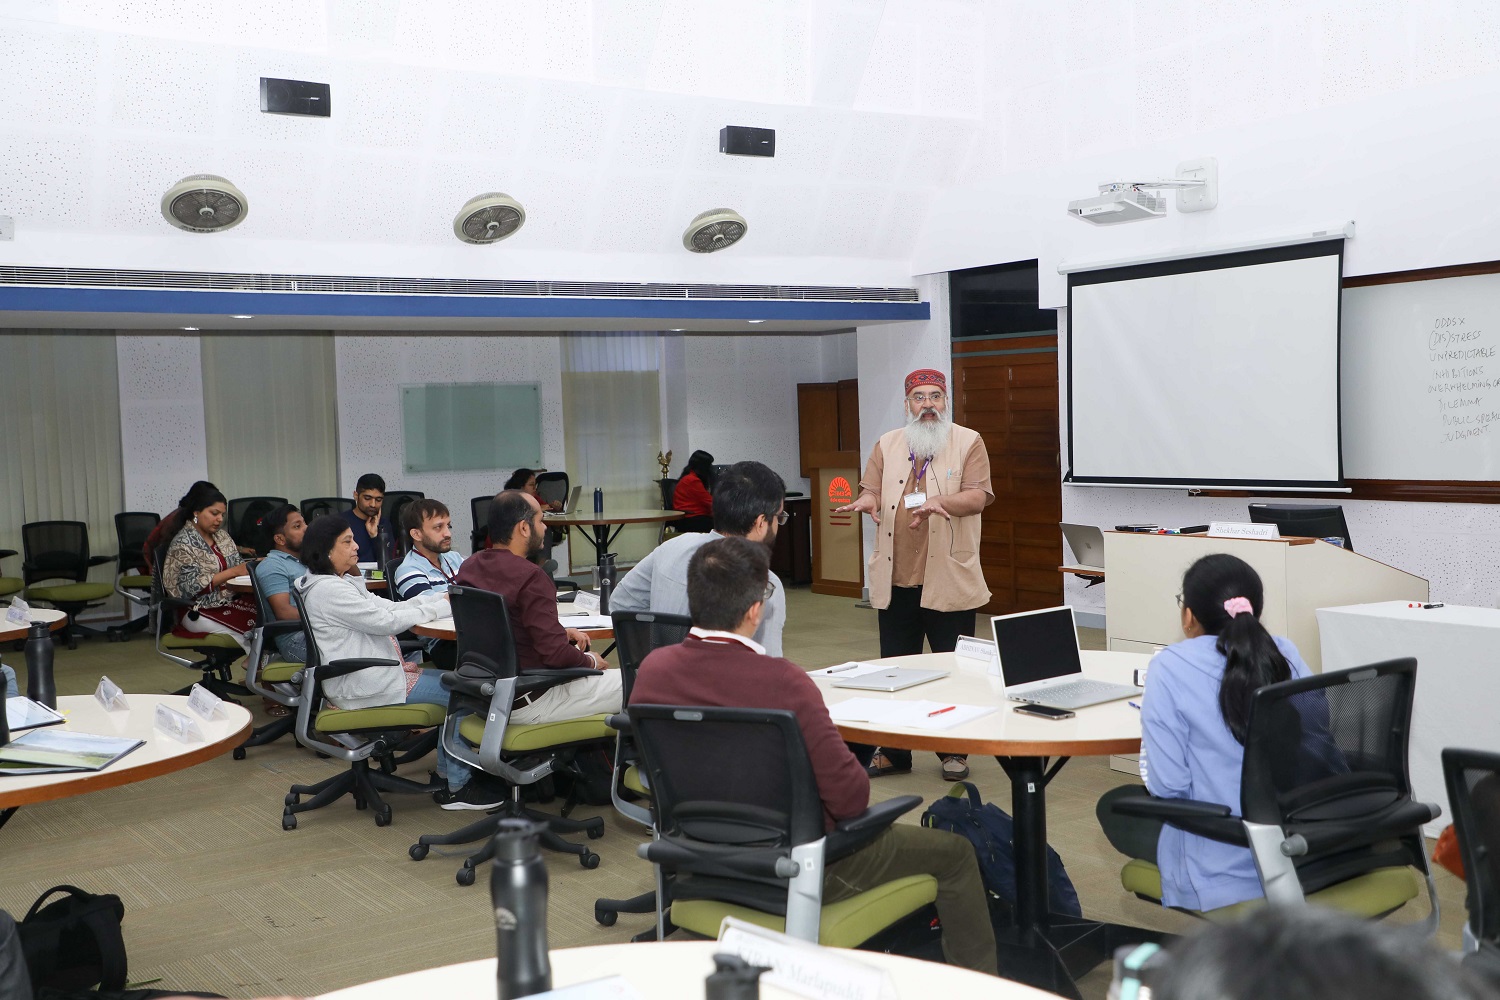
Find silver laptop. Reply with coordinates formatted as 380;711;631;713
546;485;583;516
990;606;1140;710
832;668;950;693
1060;523;1106;573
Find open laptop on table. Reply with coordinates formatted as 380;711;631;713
544;485;583;517
1060;523;1106;573
990;605;1140;710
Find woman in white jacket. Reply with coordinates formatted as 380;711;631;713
294;514;501;811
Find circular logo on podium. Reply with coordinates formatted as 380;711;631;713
827;476;853;505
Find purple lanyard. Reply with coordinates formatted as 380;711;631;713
908;453;931;490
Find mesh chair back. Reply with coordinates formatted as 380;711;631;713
22;521;90;582
630;705;825;848
384;558;406;601
535;472;569;508
301;497;353;521
449;585;518;678
659;478;679;509
289;590;325;672
383;492;425;553
1445;748;1500;946
115;512;160;575
470;495;493;554
228;497;289;554
611;611;692;703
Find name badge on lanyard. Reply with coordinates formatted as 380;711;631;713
905;452;930;509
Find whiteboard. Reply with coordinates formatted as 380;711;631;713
1343;273;1500;480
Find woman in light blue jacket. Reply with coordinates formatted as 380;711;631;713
1096;553;1316;912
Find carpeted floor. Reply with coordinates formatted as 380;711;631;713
0;590;1464;998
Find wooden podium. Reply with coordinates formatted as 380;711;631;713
807;450;863;599
1103;532;1428;672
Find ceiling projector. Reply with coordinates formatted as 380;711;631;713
1067;185;1167;225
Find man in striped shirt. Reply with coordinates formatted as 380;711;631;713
394;498;464;668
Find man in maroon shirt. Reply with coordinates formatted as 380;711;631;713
452;490;621;724
631;537;996;974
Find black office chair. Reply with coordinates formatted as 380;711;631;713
22;520;119;647
113;511;159;637
1110;657;1441;930
535;472;569;510
281;590;446;830
383;491;425;554
408;584;614;884
233;559;305;758
657;478;680;544
594;611;694;935
0;548;20;602
150;545;247;699
470;495;493;554
227;497;289;556
300;497;354;521
1443;747;1500;987
624;704;937;946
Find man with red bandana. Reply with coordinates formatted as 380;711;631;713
836;368;994;781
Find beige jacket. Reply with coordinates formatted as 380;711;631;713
863;424;992;612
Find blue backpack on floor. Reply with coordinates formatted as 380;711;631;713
921;781;1082;918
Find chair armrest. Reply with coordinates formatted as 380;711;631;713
0;549;16;560
1111;795;1246;844
639;840;799;880
516;667;599;694
825;795;923;860
319;657;402;680
606;712;631;732
1283;800;1440;857
260;619;302;639
88;555;117;567
441;671;495;698
398;639;426;653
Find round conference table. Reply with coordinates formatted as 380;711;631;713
0;693;252;830
814;648;1154;999
319;939;1051;999
0;606;68;643
545;508;684;564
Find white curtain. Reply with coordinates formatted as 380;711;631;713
200;333;340;503
561;334;663;568
0;332;125;590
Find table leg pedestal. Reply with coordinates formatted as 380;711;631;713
994;755;1167;998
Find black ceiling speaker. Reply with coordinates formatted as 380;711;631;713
719;125;775;157
260;77;331;117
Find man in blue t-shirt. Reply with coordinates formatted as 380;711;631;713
255;504;308;662
394;498;464;668
339;472;398;565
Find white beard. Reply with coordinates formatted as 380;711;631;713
903;408;952;459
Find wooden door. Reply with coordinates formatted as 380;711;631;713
952;334;1062;615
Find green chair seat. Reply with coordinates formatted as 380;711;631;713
623;764;648;795
0;578;21;598
26;582;114;603
261;661;302;683
119;574;153;589
316;702;446;733
1119;859;1420;922
671;874;939;948
163;632;243;651
458;712;615;752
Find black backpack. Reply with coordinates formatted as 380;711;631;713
922;782;1082;918
18;886;127;993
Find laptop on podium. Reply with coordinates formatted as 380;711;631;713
990;606;1140;710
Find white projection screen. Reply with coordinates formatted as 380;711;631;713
1067;240;1345;489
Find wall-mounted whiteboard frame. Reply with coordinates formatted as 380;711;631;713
401;381;542;474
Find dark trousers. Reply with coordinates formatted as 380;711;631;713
824;825;997;974
0;911;32;1000
1095;784;1161;863
851;586;976;770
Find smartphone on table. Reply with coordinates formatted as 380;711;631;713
1013;704;1076;721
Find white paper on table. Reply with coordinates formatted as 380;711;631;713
827;697;995;731
5;696;66;731
808;661;888;679
559;613;613;630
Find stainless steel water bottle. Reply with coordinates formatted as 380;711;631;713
492;818;551;999
25;622;56;709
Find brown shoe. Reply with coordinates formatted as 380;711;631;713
867;750;912;778
940;755;970;781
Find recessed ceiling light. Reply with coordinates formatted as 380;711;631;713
231;314;254;319
181;326;199;331
747;319;766;324
668;328;685;332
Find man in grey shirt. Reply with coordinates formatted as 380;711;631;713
612;460;788;657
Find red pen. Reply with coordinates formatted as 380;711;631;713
928;705;957;717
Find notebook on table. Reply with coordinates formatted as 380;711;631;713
990;606;1140;710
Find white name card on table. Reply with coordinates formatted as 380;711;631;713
5;598;29;625
718;917;896;1000
186;683;224;720
954;635;999;675
526;976;641;1000
94;675;129;712
1207;521;1281;540
571;590;601;614
154;703;204;743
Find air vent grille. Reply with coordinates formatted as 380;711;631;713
0;266;918;302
